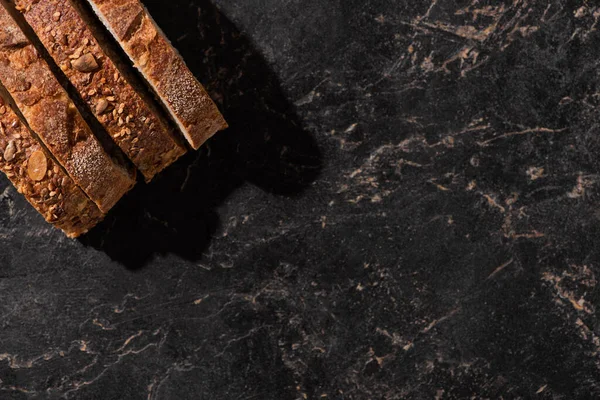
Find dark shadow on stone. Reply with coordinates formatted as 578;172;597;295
79;0;322;269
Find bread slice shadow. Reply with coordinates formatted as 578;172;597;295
79;0;322;269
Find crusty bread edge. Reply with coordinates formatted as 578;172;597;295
141;4;228;148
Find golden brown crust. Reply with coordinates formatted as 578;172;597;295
0;5;135;212
87;0;228;150
17;0;187;181
0;96;104;238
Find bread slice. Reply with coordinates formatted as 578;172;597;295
0;95;104;237
84;0;228;150
0;4;135;213
15;0;187;181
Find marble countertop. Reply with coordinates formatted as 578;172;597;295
1;0;599;398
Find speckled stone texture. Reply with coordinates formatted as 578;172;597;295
1;0;600;398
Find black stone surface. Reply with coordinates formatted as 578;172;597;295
2;0;600;398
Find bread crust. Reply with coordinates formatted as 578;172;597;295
0;96;104;238
17;0;187;181
86;0;228;149
0;4;135;213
